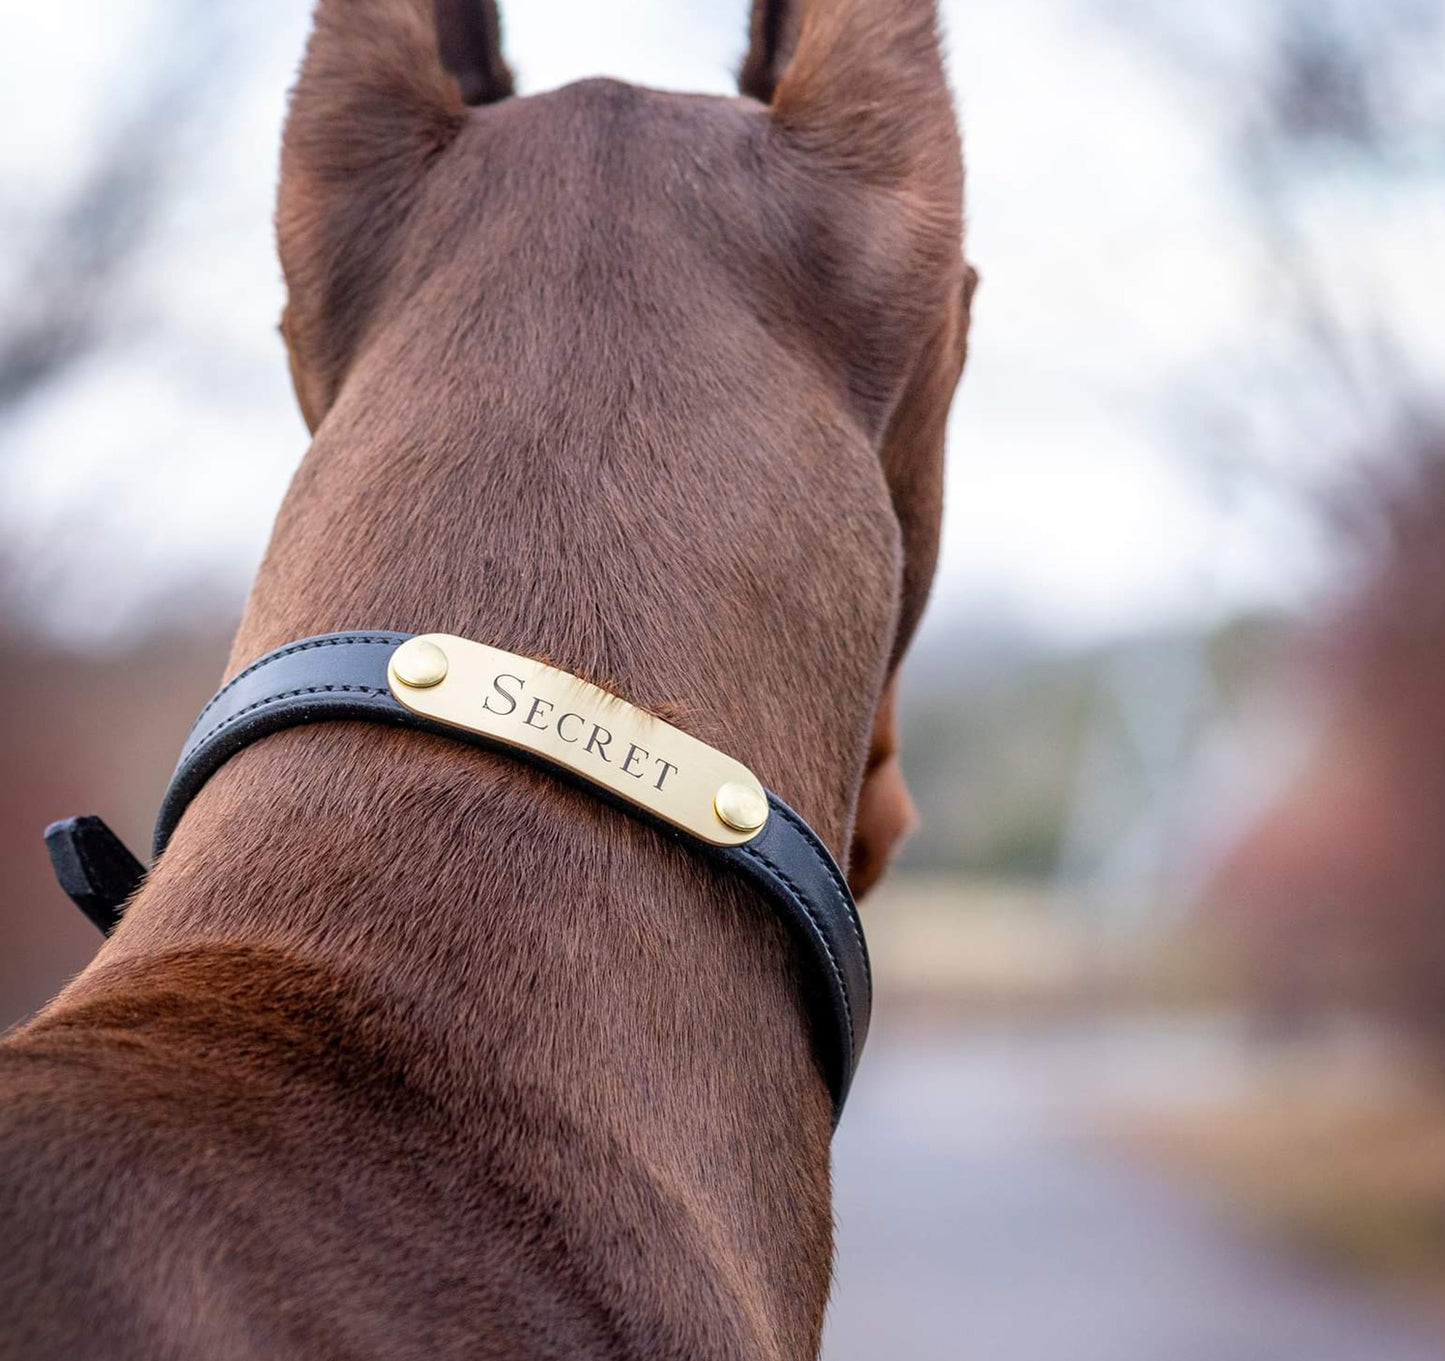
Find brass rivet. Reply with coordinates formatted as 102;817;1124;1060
391;638;449;689
714;782;768;834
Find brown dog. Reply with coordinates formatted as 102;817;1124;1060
0;1;971;1355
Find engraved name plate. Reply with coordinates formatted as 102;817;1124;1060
387;634;768;847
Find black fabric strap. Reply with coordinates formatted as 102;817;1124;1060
48;631;871;1123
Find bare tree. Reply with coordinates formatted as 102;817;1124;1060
1105;0;1445;511
0;1;236;415
1106;0;1445;1036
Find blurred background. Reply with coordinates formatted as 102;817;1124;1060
4;0;1445;1355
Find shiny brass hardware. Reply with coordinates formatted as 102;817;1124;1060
387;634;768;847
390;638;450;689
713;781;769;834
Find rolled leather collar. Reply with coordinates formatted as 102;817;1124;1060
45;631;872;1125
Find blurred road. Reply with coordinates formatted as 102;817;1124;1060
824;1018;1445;1361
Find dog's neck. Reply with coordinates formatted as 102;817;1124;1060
67;361;890;1351
93;720;834;1353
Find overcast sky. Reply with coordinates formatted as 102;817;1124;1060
3;0;1441;647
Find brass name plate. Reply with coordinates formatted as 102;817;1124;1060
387;634;769;847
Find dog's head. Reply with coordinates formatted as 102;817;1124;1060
269;0;973;893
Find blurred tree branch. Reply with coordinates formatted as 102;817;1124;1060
0;0;234;415
1108;0;1445;1041
1102;0;1445;526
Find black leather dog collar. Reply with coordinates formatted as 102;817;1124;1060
45;631;871;1123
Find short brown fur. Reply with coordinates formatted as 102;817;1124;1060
1;2;971;1355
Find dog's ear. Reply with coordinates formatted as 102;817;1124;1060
433;0;514;107
743;0;972;891
278;1;512;429
738;0;805;103
739;0;966;641
739;0;960;213
848;678;918;899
